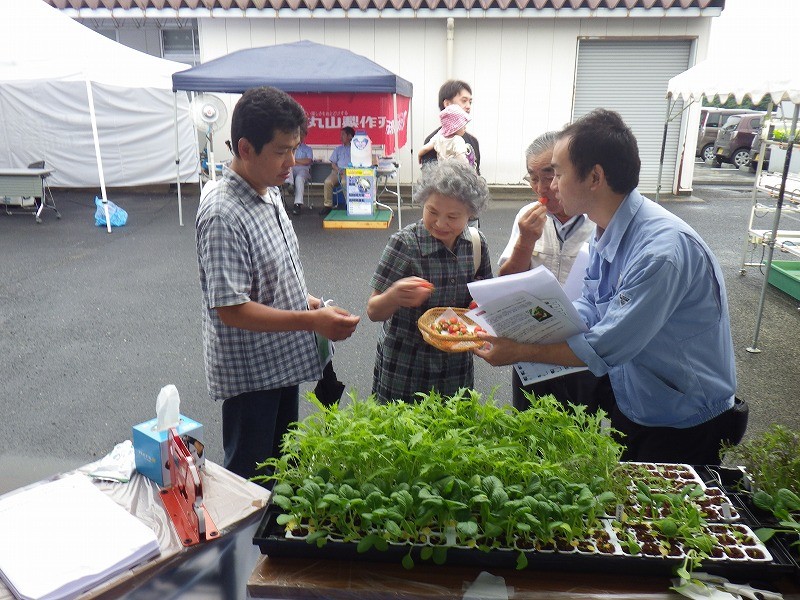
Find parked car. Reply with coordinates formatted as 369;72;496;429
713;112;766;168
697;107;758;162
749;123;795;172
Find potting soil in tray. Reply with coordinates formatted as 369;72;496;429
253;462;795;577
254;490;793;579
696;465;800;574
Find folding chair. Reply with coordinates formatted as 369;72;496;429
309;162;338;209
281;172;314;213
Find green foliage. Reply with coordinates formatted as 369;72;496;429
723;425;800;556
752;489;800;550
723;424;800;498
255;389;625;566
255;389;741;573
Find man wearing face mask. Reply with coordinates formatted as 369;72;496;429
497;131;598;412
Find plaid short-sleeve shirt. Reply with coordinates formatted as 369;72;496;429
196;169;321;401
370;221;493;403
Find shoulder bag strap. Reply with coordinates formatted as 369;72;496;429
469;226;481;276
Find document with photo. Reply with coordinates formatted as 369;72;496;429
467;266;589;385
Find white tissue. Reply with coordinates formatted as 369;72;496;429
462;572;509;600
85;440;136;482
155;384;180;432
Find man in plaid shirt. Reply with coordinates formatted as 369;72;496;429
196;87;360;481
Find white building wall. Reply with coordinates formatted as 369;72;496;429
196;15;712;189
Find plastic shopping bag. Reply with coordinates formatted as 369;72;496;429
94;196;128;227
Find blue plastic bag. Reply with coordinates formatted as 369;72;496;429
94;197;128;227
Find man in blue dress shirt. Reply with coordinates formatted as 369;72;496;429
476;108;739;465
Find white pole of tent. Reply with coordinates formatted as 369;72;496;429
174;92;184;227
394;93;401;230
654;96;672;203
740;101;773;274
85;80;111;234
747;102;799;353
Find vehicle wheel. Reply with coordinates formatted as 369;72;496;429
702;144;715;162
733;149;751;169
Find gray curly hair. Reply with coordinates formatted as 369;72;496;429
412;159;490;216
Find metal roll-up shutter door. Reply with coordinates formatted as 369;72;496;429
573;39;691;194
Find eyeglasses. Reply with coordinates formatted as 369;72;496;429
523;172;554;187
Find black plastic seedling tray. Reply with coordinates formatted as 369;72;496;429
253;502;796;579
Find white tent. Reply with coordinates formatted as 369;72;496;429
666;57;799;351
0;0;198;229
667;59;800;106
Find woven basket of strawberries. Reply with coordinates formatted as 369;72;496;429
417;307;485;353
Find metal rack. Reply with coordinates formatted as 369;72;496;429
738;104;800;353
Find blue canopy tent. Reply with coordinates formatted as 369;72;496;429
171;40;413;226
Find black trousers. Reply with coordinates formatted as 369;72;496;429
221;386;299;482
610;403;737;466
513;369;737;465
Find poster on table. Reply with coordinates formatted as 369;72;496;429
344;167;376;216
290;93;409;156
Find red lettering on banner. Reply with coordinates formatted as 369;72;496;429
290;93;410;155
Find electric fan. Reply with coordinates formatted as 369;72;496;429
190;94;228;181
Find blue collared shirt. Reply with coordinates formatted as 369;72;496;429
330;144;351;170
567;190;736;428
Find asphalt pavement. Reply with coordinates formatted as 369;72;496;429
1;161;798;493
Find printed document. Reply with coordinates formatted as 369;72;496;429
0;473;160;600
468;266;589;385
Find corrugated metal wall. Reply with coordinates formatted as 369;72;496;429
573;39;691;194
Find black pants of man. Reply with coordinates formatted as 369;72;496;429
221;385;299;483
609;402;738;466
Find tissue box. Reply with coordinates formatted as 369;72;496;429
132;415;204;487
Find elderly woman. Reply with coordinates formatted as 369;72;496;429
367;159;492;403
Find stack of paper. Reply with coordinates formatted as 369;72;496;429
468;266;589;385
0;473;160;600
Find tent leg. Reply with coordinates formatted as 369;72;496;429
86;80;111;233
655;96;672;204
174;92;184;227
740;101;773;274
747;103;799;353
393;94;401;230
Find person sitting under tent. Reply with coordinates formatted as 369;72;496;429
285;132;313;216
319;126;354;216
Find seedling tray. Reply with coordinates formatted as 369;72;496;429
697;466;800;577
253;501;795;579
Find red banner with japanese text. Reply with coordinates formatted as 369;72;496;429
289;93;409;156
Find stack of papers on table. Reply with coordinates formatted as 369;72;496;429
0;473;160;600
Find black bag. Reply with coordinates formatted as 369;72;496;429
725;396;749;446
313;361;345;407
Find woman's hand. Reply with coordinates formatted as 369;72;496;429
367;277;434;322
390;277;435;308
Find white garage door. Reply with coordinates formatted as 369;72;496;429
573;39;692;194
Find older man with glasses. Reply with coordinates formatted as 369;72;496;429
497;130;600;412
